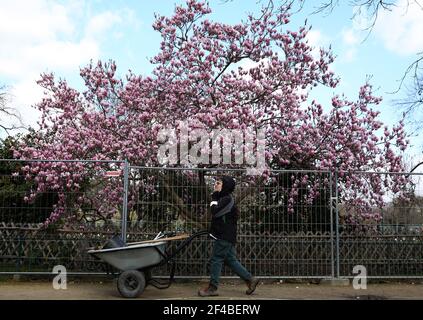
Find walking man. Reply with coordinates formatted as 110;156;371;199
198;175;259;297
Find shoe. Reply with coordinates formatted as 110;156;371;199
198;284;219;297
246;277;259;295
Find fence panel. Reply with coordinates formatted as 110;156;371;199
0;159;126;274
337;171;423;278
127;167;334;278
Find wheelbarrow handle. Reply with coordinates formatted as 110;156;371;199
164;230;210;262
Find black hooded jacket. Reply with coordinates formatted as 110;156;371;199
209;176;238;244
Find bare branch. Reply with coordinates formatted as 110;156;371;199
391;53;423;126
0;85;25;136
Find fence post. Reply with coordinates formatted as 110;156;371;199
334;169;340;278
121;160;129;245
329;171;335;279
16;233;22;273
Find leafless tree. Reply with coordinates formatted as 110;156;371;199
393;54;423;126
0;85;24;136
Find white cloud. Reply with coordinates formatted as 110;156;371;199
342;28;359;46
346;48;358;62
338;20;367;63
85;11;122;39
305;29;333;60
0;1;74;45
338;6;373;64
0;0;123;76
373;0;423;55
338;29;359;63
306;29;323;48
113;32;125;40
0;0;137;132
9;80;43;129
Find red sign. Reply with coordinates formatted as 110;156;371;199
104;170;122;177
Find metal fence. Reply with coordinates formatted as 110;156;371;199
0;159;126;275
127;167;334;278
0;159;422;279
337;171;423;278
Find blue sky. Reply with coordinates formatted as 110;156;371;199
0;0;422;166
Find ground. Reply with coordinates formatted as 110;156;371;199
0;278;423;300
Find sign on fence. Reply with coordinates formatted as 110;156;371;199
104;170;122;177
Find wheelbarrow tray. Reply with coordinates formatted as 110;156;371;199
88;234;190;271
88;241;167;271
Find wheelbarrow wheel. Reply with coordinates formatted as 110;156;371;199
117;270;146;298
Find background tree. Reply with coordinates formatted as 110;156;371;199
0;85;24;136
0;131;59;223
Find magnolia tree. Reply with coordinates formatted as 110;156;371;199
14;0;410;230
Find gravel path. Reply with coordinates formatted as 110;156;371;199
1;280;423;300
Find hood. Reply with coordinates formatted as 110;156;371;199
220;175;236;196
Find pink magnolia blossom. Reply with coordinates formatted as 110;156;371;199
15;0;411;226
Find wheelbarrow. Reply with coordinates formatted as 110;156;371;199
88;230;209;298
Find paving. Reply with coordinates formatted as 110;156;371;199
1;279;423;300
